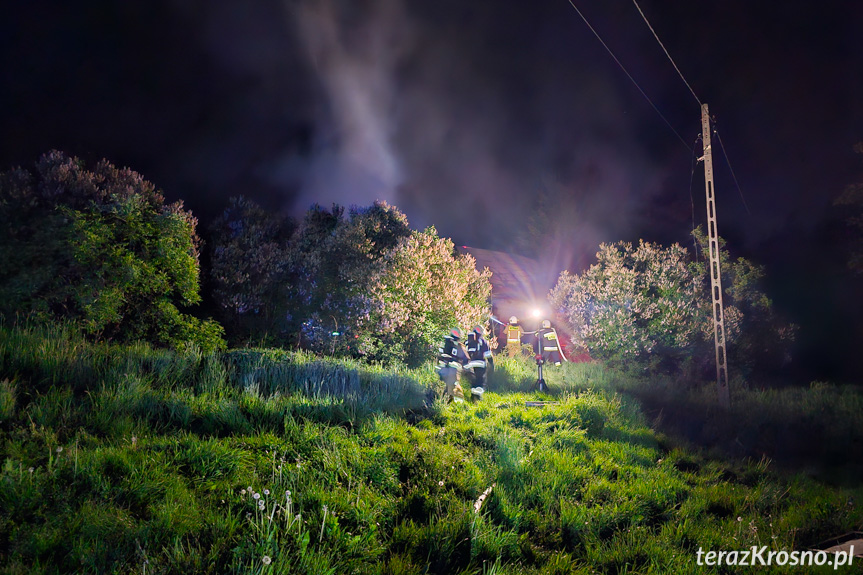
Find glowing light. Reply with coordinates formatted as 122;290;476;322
531;308;542;318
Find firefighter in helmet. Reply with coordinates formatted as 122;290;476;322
535;319;567;366
465;324;494;400
504;316;524;357
437;327;469;402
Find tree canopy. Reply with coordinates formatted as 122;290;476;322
834;142;863;275
209;198;493;366
208;196;293;343
0;151;223;351
549;233;795;376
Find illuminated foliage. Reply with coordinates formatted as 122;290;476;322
370;226;492;366
550;235;795;375
690;227;797;375
287;202;412;358
286;202;491;366
550;240;704;364
0;151;224;351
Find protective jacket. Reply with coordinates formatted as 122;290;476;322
535;326;567;366
505;323;523;347
437;335;469;402
466;332;494;389
438;335;468;368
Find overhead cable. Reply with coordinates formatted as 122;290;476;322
714;130;752;215
630;1;751;216
564;0;691;153
631;0;702;107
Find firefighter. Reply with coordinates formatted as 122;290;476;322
535;319;567;366
437;327;469;402
504;316;524;357
465;324;494;399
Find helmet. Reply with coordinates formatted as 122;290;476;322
542;319;551;329
509;316;518;325
450;327;463;340
473;324;485;336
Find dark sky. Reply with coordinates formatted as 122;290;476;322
2;0;862;379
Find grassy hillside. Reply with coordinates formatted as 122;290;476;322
1;324;861;574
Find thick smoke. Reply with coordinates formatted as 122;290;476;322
289;0;410;210
283;0;672;273
180;0;680;272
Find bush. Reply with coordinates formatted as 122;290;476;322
549;235;796;377
218;199;493;366
549;240;703;366
0;151;224;352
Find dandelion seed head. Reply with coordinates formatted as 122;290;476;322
264;489;270;496
737;516;743;522
253;493;261;500
56;446;63;453
438;480;444;487
262;555;272;565
241;489;247;495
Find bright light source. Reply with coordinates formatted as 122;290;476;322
332;331;340;336
531;308;542;318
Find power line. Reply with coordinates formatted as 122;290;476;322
629;1;751;217
714;129;752;216
631;0;701;107
564;0;691;153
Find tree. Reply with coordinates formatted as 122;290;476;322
285;201;492;366
0;151;224;351
549;240;704;366
208;196;293;344
286;201;411;356
834;142;863;275
549;234;795;376
690;227;797;375
369;227;492;366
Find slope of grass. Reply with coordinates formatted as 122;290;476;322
1;324;861;573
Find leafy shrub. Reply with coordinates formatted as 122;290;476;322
208;195;295;345
549;235;796;376
0;151;224;352
213;198;492;366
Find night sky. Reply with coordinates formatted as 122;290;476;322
2;0;862;380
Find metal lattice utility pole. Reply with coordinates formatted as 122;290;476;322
700;103;730;407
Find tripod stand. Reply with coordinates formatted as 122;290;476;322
535;355;548;392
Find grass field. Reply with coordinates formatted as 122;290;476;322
1;324;861;573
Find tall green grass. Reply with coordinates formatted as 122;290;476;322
0;323;861;573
